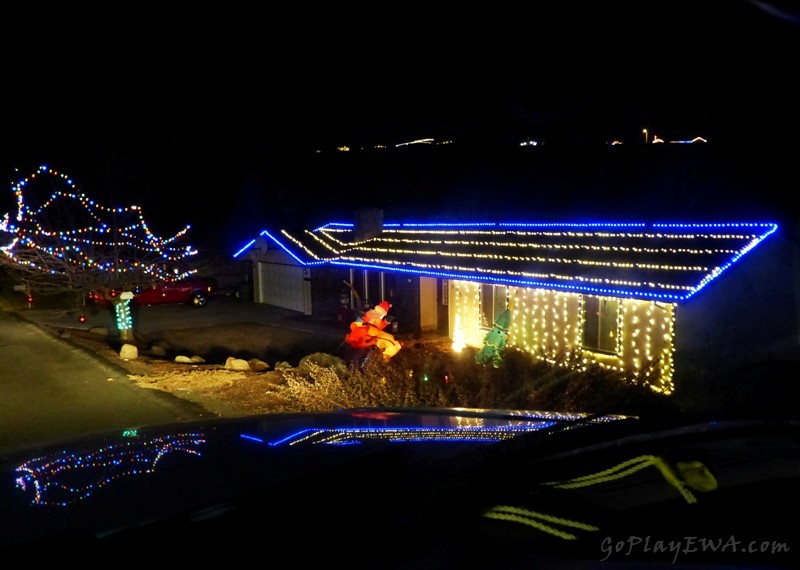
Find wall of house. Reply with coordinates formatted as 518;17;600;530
675;231;800;382
304;267;423;336
448;280;676;393
310;265;352;322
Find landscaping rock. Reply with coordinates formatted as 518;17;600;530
299;352;347;374
225;356;251;371
248;358;270;371
119;344;138;360
150;344;168;356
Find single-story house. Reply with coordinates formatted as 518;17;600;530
233;211;792;394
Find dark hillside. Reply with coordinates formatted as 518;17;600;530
222;141;795;250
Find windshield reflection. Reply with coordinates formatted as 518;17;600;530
243;410;632;446
14;433;206;507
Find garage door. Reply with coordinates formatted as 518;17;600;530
257;261;310;313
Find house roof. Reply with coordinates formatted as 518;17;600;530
235;221;779;303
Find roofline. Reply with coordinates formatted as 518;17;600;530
232;221;779;303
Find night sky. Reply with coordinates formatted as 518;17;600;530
1;1;798;258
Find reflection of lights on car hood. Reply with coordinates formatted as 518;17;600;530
244;425;558;446
15;433;206;507
241;411;632;446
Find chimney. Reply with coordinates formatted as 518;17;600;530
353;208;383;241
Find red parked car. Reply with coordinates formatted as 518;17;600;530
88;276;216;308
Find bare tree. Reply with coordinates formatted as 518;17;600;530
0;165;197;340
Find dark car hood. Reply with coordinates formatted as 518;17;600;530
3;408;800;568
0;408;629;545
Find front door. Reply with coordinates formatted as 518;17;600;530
420;276;438;331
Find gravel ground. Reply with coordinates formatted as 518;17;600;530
24;301;444;419
56;322;349;418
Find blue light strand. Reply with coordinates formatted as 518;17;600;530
230;220;779;303
498;222;647;228
233;239;256;258
683;224;778;299
330;260;690;302
260;230;307;265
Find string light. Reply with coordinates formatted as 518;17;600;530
235;220;777;394
114;297;134;331
1;165;198;286
235;221;778;302
15;433;206;507
245;414;631;447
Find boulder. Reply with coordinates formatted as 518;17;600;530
119;344;138;360
150;344;168;356
225;356;252;371
248;358;270;371
299;352;347;374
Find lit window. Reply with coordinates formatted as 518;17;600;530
582;296;619;353
481;284;508;329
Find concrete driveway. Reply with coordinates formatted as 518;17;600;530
18;297;345;337
0;298;356;451
0;310;211;451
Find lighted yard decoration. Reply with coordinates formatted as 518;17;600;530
475;308;511;368
344;301;402;362
235;219;780;394
0;165;198;340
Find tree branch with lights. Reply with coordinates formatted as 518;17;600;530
0;165;198;339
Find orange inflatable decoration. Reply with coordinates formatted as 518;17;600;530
344;301;402;362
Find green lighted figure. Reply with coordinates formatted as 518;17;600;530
114;291;135;342
475;308;511;368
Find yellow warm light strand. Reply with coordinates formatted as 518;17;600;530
279;230;322;260
342;244;708;273
369;235;739;257
336;255;694;293
296;226;769;300
450;279;676;394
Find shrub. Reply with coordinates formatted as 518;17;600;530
275;357;424;412
275;342;677;418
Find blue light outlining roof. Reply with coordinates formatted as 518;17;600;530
498;222;648;228
259;230;306;264
233;239;256;258
233;220;779;302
